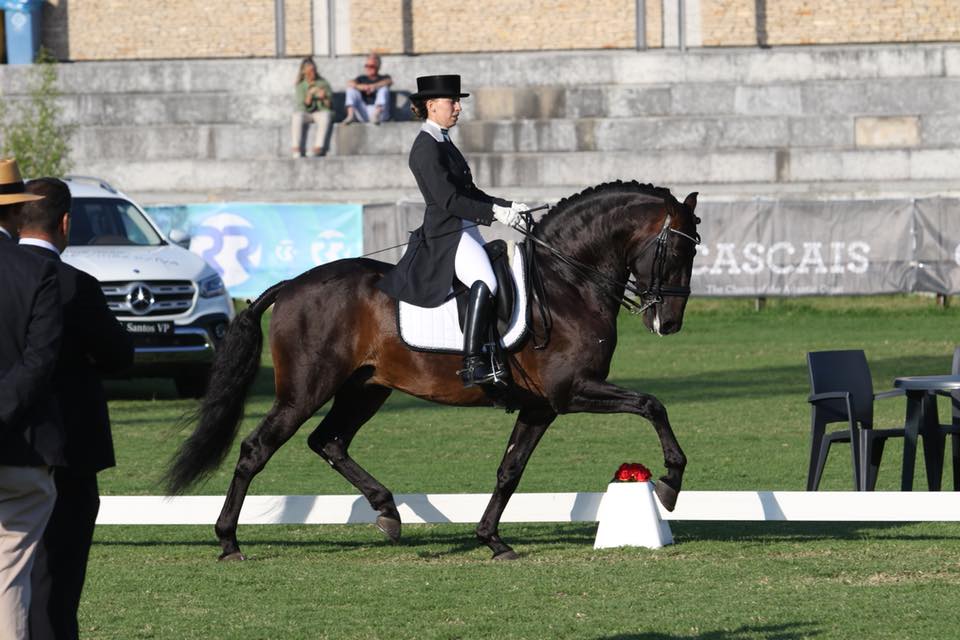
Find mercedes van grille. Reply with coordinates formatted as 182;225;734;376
101;280;196;317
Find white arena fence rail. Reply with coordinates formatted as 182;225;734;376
97;492;960;526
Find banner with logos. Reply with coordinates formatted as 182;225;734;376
914;198;960;295
146;203;362;299
691;199;917;296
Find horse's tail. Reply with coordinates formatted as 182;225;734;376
164;280;286;494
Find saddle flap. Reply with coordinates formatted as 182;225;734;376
398;243;530;355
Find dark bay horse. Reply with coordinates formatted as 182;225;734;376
165;180;701;560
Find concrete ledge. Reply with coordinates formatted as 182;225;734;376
72;146;960;196
4;76;954;130
2;43;955;95
62;115;868;161
788;149;960;181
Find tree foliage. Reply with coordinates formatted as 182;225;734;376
0;49;73;177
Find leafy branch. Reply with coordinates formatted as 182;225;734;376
0;48;74;177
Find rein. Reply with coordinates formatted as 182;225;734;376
514;207;701;318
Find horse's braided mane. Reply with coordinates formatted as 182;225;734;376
537;180;677;230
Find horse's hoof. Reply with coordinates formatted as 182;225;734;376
376;515;402;543
218;551;246;562
655;479;679;512
492;549;519;561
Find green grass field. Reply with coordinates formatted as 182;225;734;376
84;296;960;638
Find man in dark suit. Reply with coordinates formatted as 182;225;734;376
0;159;64;640
18;177;134;640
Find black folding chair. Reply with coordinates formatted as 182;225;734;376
806;350;906;491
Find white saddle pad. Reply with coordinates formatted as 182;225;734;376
399;244;528;353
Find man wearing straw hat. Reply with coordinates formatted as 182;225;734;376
0;158;65;640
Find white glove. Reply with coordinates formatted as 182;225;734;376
492;204;520;228
511;202;530;213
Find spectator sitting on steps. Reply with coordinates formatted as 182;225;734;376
291;56;334;158
343;53;393;125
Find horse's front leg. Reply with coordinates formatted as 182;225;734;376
476;407;557;560
562;378;686;511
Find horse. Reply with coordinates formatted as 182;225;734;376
165;180;701;561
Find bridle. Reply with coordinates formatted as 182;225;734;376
632;212;701;313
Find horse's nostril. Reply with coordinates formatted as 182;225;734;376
659;320;681;335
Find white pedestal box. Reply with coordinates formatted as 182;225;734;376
593;481;674;550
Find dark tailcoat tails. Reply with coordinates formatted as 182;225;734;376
377;128;510;307
19;244;133;471
21;244;134;640
0;240;65;466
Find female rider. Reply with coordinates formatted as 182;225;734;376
377;75;528;387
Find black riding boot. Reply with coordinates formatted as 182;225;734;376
460;281;507;388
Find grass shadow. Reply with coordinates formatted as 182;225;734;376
673;520;960;543
599;621;821;639
615;354;950;403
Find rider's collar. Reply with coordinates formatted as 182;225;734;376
421;119;446;142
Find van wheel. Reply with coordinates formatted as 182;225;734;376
174;368;210;399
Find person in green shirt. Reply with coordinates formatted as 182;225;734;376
291;57;334;158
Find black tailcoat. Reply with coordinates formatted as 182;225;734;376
377;125;510;307
0;237;65;466
22;244;133;640
21;244;133;472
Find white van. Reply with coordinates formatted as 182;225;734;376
61;176;235;397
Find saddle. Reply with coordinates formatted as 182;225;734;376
397;240;530;354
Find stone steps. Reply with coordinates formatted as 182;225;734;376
68;107;960;163
79;147;960;200
2;44;957;201
2;44;956;95
5;74;954;129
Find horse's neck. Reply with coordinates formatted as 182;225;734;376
537;208;634;316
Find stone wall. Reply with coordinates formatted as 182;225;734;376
700;0;756;47
38;0;313;61
348;0;406;54
699;0;960;48
23;1;960;62
763;0;960;45
409;0;635;53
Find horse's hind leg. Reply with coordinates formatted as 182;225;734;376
306;382;400;541
476;407;557;560
215;403;312;560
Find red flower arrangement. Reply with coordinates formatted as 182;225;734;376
613;462;652;483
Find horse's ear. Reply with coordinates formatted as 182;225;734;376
683;192;699;212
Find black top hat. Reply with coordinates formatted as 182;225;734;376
410;75;470;101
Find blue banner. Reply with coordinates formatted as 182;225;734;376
145;202;363;299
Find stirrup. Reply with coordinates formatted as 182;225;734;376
458;350;509;388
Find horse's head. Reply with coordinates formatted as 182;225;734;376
629;192;700;336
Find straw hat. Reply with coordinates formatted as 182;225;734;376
0;159;44;205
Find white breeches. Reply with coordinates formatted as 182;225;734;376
454;220;497;295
